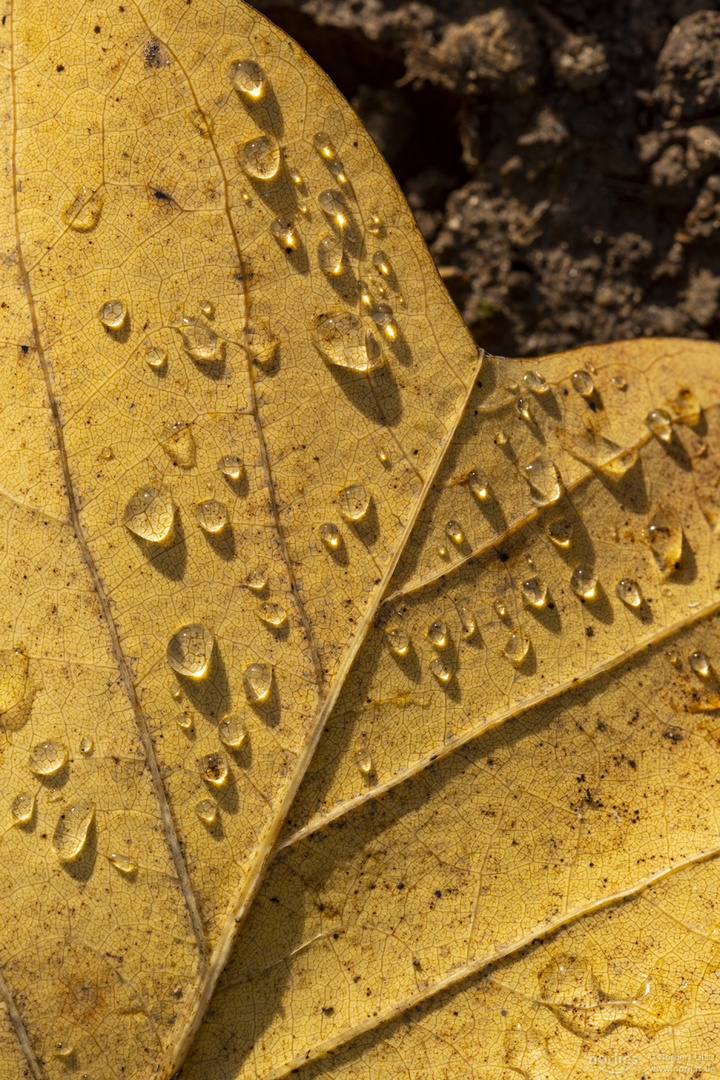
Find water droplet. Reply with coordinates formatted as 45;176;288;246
611;375;627;390
495;430;508;446
647;507;683;575
62;187;103;231
176;316;219;361
616;578;642;607
218;454;243;482
459;604;476;639
315;312;382;373
289;168;303;185
516;397;531;421
229;58;264;98
313;132;335;159
52;801;94;861
193;499;229;534
570;566;598;600
176;710;194;731
372;251;390;276
109;853;137;875
370;303;397;339
468;471;489;500
699;491;720;534
246;568;268;590
144;344;166;369
244;322;278;364
158;422;196;467
524;456;563;506
504;628;529;666
195;799;217;824
244;662;272;703
690;651;711;678
356;748;373;774
318;234;344;275
199;299;214;317
338;484;370;522
437;545;448;558
98;300;127;329
270;218;296;249
368;209;383;234
672;386;701;426
494;599;507;618
329;160;348;183
29;740;67;776
386;628;410;656
199;752;229;786
427;621;447;648
377;447;390;465
318;189;347;228
429;657;453;683
166;624;214;679
667;649;680;667
521;577;547;608
258;601;287;627
547;518;573;548
523;370;548;393
319;522;341;550
218;715;247;749
11;792;34;824
79;735;93;755
100;446;114;461
123;486;174;543
571;370;594;397
645;408;673;442
54;1041;75;1060
239;135;280;180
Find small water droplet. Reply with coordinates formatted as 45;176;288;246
315;313;382;373
495;430;508;446
193;499;229;534
645;408;673;442
524;456;563;506
318;189;347;228
355;748;373;774
647;507;683;575
427;621;448;648
338;484;370;522
429;657;453;683
123;486;174;542
523;370;548;393
79;736;93;755
368;209;383;234
258;601;287;627
667;649;681;667
53;801;94;861
63;187;103;231
318;234;344;275
199;752;229;786
570;566;597;600
244;662;272;703
672;386;701;426
289;168;303;185
229;58;264;98
246;568;268;590
377;447;390;465
270;218;296;249
611;375;627;390
11;792;34;824
370;303;397;339
29;740;67;776
98;300;127;329
245;322;278;364
313;132;335;159
176;710;194;731
571;370;594;397
494;599;507;618
437;545;448;558
219;454;243;482
372;251;390;276
386;628;410;656
547;518;572;548
319;522;341;550
239;135;280;180
109;853;137;875
54;1041;75;1060
218;715;247;749
176;316;219;361
690;651;711;678
516;396;531;421
458;604;476;639
100;446;114;461
166;624;214;679
329;160;347;183
521;577;547;609
144;344;166;369
199;299;214;317
468;471;489;500
196;799;217;824
159;422;196;467
504;628;529;666
616;578;642;607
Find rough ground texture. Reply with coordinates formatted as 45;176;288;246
248;0;720;356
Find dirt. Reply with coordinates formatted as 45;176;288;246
248;0;720;358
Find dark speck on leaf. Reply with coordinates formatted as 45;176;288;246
144;37;164;68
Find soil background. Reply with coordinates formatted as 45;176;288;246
248;0;720;357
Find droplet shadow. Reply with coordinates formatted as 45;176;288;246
129;512;187;582
62;816;97;883
181;647;232;721
204;524;237;561
233;78;284;138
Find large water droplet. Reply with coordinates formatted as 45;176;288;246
29;740;67;776
521;577;547;608
177;317;219;361
429;657;453;683
319;522;341;550
159;422;196;467
246;568;268;590
523;370;548;393
318;189;347;228
244;662;272;703
571;369;594;397
166;624;214;679
258;601;287;627
196;799;217;824
645;408;673;442
468;471;489;500
386;628;410;656
193;499;229;534
63;187;103;231
355;748;373;774
427;620;447;648
109;852;137;875
445;520;464;544
229;58;264;98
570;566;597;600
52;801;94;861
338;484;370;522
98;300;127;330
315;312;382;373
239;135;280;180
218;715;247;749
548;518;573;548
11;792;34;824
318;234;344;275
647;507;683;575
219;454;243;481
524;456;563;506
616;578;641;608
504;628;529;666
199;752;228;786
144;345;166;370
123;486;174;543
